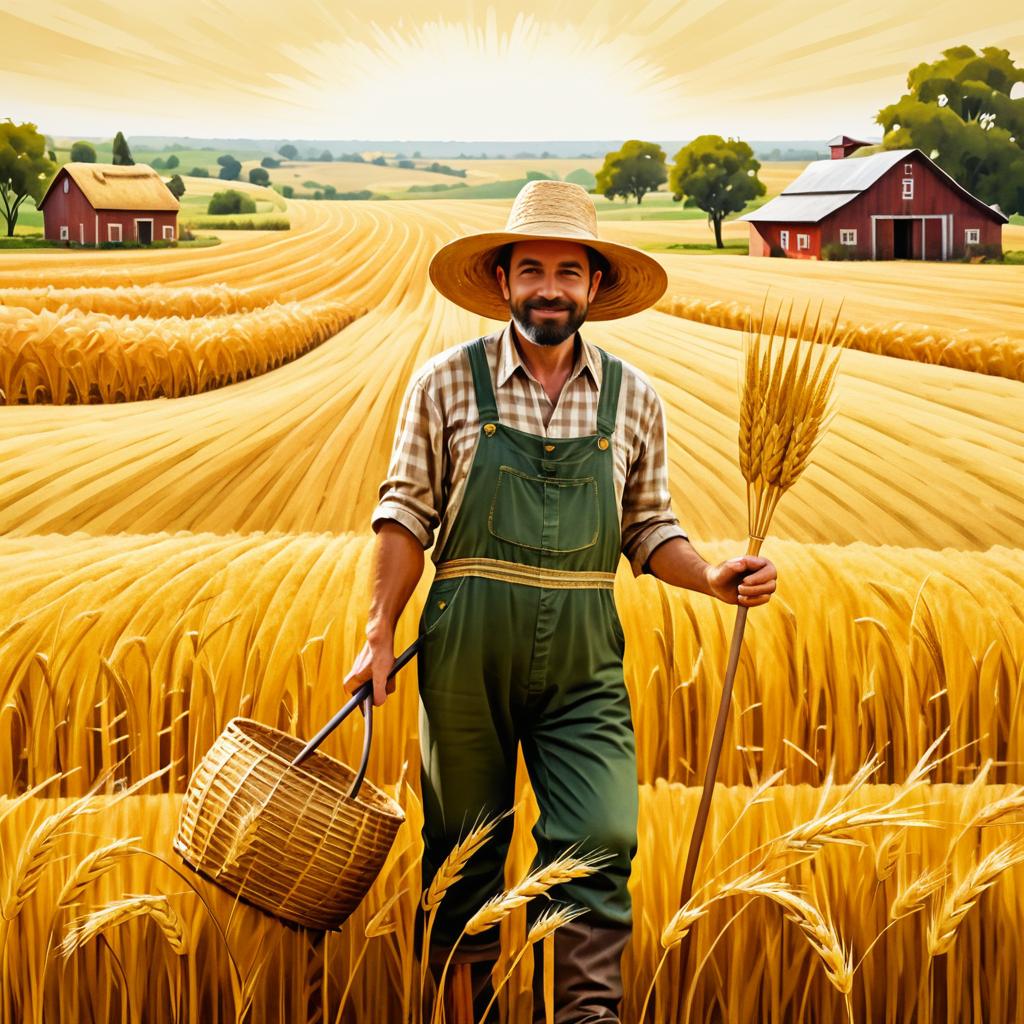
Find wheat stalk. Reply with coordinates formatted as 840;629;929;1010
3;791;101;919
418;807;513;1024
421;809;511;913
679;295;848;932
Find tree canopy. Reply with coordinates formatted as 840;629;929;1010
876;45;1024;216
217;154;242;181
278;144;298;160
70;141;96;163
594;140;667;204
0;119;57;236
668;135;764;248
112;131;134;165
165;173;186;200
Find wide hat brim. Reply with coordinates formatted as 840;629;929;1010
428;227;668;322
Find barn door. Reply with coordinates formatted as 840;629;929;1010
138;221;153;244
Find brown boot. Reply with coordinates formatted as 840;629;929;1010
530;919;631;1023
427;936;503;1024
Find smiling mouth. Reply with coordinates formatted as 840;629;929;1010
532;308;567;316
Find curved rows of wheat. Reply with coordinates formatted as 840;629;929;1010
1;197;1022;1023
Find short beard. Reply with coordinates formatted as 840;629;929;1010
510;296;588;347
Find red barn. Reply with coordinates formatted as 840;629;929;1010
38;162;180;247
738;145;1007;261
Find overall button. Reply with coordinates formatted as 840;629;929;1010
597;437;609;450
483;423;497;437
543;443;555;452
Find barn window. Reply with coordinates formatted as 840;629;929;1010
163;225;175;240
840;229;857;245
780;229;790;249
964;228;980;244
108;224;122;242
63;178;69;194
904;162;913;174
902;178;914;199
797;233;810;250
59;225;69;240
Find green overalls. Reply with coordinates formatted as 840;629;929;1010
417;336;639;949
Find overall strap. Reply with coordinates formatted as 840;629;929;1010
465;338;499;423
596;347;622;437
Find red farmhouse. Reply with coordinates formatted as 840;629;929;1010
38;162;180;247
738;144;1007;261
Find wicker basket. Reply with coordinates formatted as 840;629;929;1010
175;697;407;930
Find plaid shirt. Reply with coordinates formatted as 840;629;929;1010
371;321;688;576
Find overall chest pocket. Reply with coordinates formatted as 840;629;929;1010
488;465;600;553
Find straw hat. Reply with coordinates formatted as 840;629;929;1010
428;179;668;321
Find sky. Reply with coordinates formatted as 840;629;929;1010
2;0;1023;143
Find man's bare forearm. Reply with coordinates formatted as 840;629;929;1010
365;520;426;639
643;537;713;595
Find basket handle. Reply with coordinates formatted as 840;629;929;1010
288;636;421;801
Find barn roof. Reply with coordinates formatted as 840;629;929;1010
40;162;180;212
738;148;1007;224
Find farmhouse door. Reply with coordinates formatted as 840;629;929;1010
893;219;913;259
138;221;153;244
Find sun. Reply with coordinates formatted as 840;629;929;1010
275;12;687;140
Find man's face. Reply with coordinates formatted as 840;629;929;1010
495;240;602;347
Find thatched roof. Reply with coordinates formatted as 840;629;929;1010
41;162;180;212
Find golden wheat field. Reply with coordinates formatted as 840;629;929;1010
1;193;1023;1023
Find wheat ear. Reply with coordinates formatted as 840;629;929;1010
927;839;1024;956
59;894;188;958
464;846;611;936
57;838;141;908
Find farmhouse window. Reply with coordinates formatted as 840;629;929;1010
780;230;789;249
902;178;914;199
108;223;122;242
59;225;69;240
163;225;175;240
840;229;857;245
965;228;980;244
904;162;913;174
63;178;69;193
797;233;809;250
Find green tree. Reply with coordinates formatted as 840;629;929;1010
371;155;387;166
217;154;242;180
248;167;270;186
189;167;210;177
594;139;667;205
165;154;179;169
319;149;333;161
278;144;298;160
0;119;57;236
876;45;1024;216
70;140;96;163
207;189;255;215
112;131;134;165
668;135;765;248
165;173;186;199
566;167;597;191
261;156;281;168
281;184;294;198
151;157;166;169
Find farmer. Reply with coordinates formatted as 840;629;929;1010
344;179;778;1023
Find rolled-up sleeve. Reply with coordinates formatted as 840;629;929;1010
620;385;688;577
370;375;444;548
